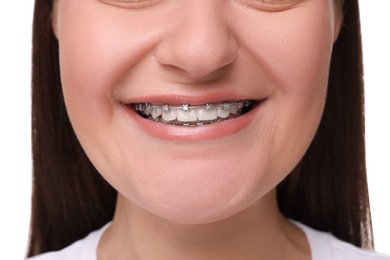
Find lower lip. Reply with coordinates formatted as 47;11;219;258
121;102;262;142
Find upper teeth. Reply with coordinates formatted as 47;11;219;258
134;101;251;125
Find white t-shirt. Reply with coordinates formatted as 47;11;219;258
27;221;389;260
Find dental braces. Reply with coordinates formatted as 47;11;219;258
134;100;251;113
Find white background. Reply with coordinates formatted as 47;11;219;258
0;1;388;259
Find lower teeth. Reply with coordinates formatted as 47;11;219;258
155;116;234;126
133;100;253;126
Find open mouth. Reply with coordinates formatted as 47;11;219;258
128;100;258;127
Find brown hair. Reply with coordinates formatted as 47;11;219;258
27;0;373;257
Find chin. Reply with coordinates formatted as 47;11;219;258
115;160;277;225
134;193;256;225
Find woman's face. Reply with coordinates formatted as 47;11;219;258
53;0;341;224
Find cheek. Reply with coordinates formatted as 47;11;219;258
239;6;334;93
234;4;335;173
56;1;160;167
275;9;333;159
57;1;163;112
55;2;127;182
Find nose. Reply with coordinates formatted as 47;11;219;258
154;2;238;80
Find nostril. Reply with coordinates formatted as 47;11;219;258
161;64;188;76
160;48;237;80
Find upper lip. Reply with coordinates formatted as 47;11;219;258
121;93;266;106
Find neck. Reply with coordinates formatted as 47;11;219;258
98;190;310;260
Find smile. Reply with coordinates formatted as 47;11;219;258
132;101;255;127
121;96;265;141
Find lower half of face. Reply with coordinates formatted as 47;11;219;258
55;0;339;224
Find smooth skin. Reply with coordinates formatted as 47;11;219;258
52;0;342;259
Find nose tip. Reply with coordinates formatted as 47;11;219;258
154;5;238;80
155;36;238;80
